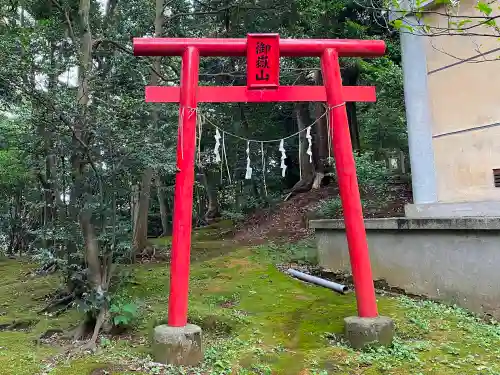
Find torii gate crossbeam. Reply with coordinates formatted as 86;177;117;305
134;35;383;328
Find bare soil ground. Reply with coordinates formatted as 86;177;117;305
234;182;412;244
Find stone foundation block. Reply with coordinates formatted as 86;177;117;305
344;316;395;349
152;324;203;365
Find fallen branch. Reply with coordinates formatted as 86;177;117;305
38;293;75;314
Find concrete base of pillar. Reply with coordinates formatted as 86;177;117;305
405;201;500;218
344;316;395;349
152;324;203;366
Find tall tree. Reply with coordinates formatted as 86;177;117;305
132;0;165;254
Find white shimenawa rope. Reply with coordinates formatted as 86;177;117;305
197;102;344;144
200;110;325;143
190;103;345;178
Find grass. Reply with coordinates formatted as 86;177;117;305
1;226;500;374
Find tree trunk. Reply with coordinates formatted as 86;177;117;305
197;167;220;223
131;183;139;228
46;40;59;224
79;210;112;348
313;71;332;173
283;71;335;201
296;102;315;179
283;103;316;201
155;177;169;236
132;168;154;252
67;0;112;348
34;38;58;250
132;0;164;252
344;64;361;152
66;0;92;268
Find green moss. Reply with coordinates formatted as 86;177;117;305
3;239;500;374
0;331;56;375
234;265;353;343
0;260;59;319
149;236;172;247
192;220;234;240
150;220;235;248
50;359;118;375
0;259;90;374
118;241;500;374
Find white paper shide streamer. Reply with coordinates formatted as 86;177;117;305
245;141;252;179
306;127;313;163
214;128;222;163
279;139;287;177
198;108;331;182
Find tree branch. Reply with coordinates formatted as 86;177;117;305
50;0;77;44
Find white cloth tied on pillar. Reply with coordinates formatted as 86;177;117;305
306;126;313;163
245;141;252;179
279;139;287;177
214;128;221;163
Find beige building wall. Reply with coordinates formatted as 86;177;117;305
423;0;500;203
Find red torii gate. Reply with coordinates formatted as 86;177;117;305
133;34;384;328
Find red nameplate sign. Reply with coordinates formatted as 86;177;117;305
246;34;280;89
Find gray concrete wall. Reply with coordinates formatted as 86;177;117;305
310;218;500;318
405;201;500;218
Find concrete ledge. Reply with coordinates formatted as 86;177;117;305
405;201;500;218
309;217;500;230
310;217;500;318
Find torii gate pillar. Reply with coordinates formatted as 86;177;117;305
134;35;395;364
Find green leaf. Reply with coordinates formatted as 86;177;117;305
113;315;128;326
484;19;497;27
393;19;403;29
122;303;138;316
100;337;111;347
391;19;414;33
475;1;493;15
458;19;472;27
38;19;51;26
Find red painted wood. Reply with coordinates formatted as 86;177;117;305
133;37;386;57
321;48;378;318
145;85;376;103
247;34;280;89
134;34;385;326
168;47;199;327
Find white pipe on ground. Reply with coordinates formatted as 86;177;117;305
287;268;349;294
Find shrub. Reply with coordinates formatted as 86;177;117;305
316;152;390;218
316;197;343;218
354;151;389;194
109;297;141;328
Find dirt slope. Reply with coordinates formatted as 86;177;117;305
234;183;412;244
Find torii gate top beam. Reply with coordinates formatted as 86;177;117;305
133;37;386;57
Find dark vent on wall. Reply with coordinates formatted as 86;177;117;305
494;169;500;188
